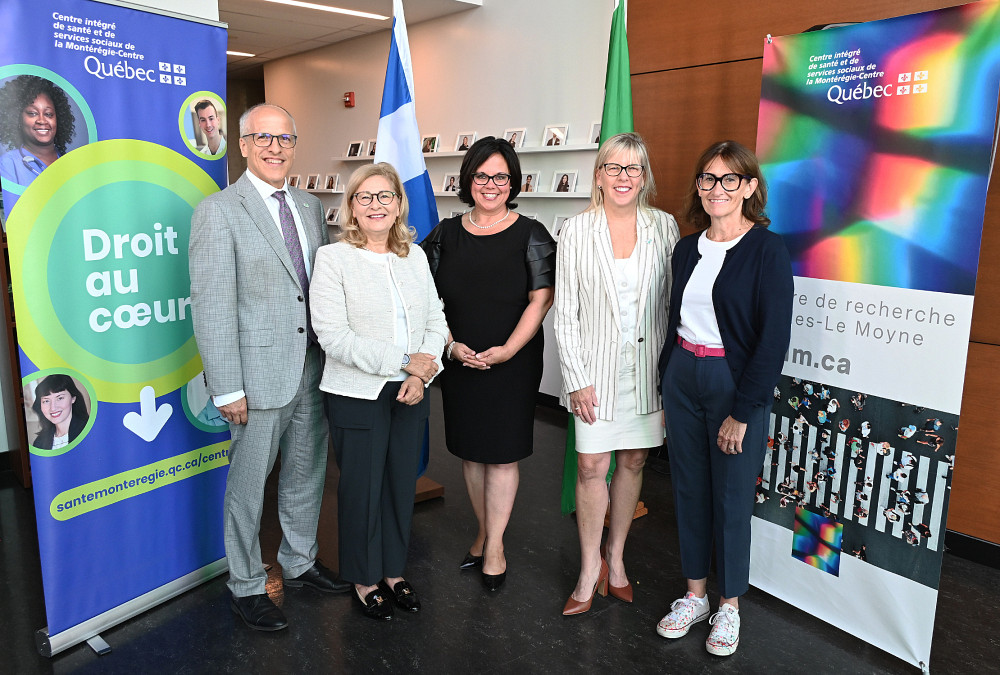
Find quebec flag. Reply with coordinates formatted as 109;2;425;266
374;0;438;241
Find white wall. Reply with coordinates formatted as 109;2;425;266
262;0;613;397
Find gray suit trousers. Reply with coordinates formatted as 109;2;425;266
224;345;328;597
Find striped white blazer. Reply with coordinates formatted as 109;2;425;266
554;207;679;420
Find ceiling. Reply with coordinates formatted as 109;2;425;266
220;0;482;79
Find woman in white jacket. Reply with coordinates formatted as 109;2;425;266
555;133;679;615
310;163;448;621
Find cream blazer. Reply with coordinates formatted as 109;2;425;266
554;207;679;420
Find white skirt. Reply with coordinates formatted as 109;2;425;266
575;364;664;454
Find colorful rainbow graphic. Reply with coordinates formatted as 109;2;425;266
758;2;1000;295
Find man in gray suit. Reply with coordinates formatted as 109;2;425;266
189;103;347;632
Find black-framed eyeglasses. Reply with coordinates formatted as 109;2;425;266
242;132;298;149
696;172;752;191
353;190;397;206
603;163;644;177
472;172;511;186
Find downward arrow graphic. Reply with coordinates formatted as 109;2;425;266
123;386;173;442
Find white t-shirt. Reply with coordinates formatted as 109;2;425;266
677;230;747;347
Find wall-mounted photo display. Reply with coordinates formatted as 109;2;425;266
324;174;340;191
305;174;319;190
590;121;602;145
521;171;540;193
553;215;570;237
421;134;440;153
503;127;526;148
552;170;578;192
367;139;377;156
326;207;340;224
288;175;301;188
454;132;477;152
441;173;460;192
543;124;568;147
346;140;363;157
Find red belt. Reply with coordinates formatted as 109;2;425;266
677;336;725;357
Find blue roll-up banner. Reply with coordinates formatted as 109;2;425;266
0;0;229;655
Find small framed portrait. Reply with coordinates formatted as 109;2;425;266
503;127;526;148
305;174;319;190
288;175;301;188
421;134;440;153
543;124;568;147
323;174;340;191
520;171;540;193
551;170;578;192
441;173;460;192
450;210;466;218
554;215;570;237
590;121;602;145
326;207;340;224
367;139;377;156
347;140;363;157
454;132;477;152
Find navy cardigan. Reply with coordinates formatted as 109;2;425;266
657;226;793;423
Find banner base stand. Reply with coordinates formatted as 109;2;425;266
35;557;228;658
85;635;111;656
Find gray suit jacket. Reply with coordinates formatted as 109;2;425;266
189;172;330;410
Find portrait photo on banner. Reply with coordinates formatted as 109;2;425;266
22;372;94;452
0;73;89;204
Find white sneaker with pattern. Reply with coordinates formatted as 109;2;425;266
655;592;709;638
705;603;740;656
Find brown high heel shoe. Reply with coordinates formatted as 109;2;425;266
600;542;633;603
562;559;609;616
608;580;633;603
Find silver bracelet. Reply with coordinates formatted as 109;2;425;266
446;341;457;360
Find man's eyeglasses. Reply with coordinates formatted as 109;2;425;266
353;190;397;206
242;132;298;149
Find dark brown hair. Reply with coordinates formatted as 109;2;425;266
684;140;770;230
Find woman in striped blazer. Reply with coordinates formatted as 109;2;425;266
554;133;679;615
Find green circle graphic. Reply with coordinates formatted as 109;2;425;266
7;140;219;403
49;182;193;363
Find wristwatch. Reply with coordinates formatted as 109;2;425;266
402;354;410;368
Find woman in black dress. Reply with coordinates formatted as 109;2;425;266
422;137;555;591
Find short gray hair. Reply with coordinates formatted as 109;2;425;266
238;103;297;137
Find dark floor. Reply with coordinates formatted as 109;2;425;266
2;387;999;674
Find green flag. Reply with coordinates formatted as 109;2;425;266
600;0;634;142
561;0;633;515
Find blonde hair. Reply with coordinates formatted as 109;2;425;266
339;163;414;257
587;132;657;215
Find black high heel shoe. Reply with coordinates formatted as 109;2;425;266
481;539;506;591
459;551;484;570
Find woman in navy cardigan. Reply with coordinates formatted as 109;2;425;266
655;141;793;657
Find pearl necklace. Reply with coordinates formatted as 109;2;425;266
468;208;509;230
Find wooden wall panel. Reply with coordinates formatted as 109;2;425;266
970;174;1000;345
949;342;1000;541
628;0;968;73
632;61;763;236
